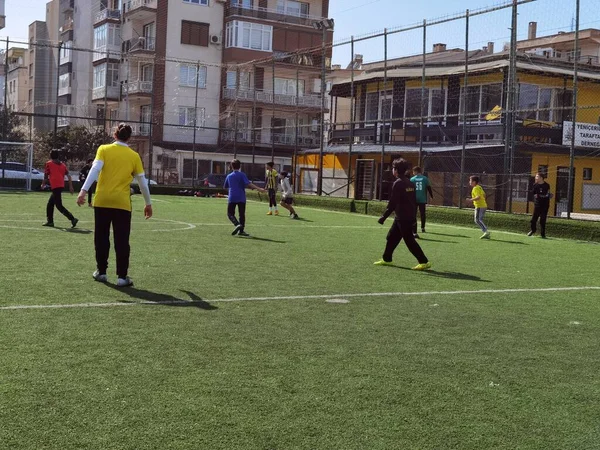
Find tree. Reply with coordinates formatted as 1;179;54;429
0;108;27;143
34;126;113;167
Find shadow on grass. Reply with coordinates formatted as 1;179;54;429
376;265;490;282
292;217;313;223
105;285;217;310
489;239;528;245
425;231;471;239
417;237;459;244
241;235;286;244
57;227;93;234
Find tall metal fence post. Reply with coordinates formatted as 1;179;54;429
271;57;275;160
191;61;200;189
54;41;63;140
507;0;518;213
251;64;257;168
347;36;355;198
379;29;388;201
233;67;239;159
103;48;109;135
567;0;580;219
419;20;426;167
3;38;9;140
294;68;300;194
459;11;469;209
317;25;327;196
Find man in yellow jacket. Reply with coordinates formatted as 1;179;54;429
77;123;153;287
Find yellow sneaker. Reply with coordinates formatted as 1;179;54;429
274;210;279;216
373;259;393;266
412;262;432;271
266;211;273;215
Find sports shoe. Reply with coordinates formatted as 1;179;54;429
88;203;93;208
42;222;54;227
238;231;250;237
480;231;491;239
412;262;432;271
274;210;279;216
117;277;134;287
231;224;241;236
266;211;273;215
373;259;393;266
421;228;426;233
71;218;79;228
527;231;534;237
413;233;420;239
541;235;547;239
93;270;108;282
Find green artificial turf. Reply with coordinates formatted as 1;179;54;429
1;192;599;449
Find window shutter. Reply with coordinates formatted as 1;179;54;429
181;21;191;45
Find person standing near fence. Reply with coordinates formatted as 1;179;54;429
79;158;95;207
42;150;78;228
410;166;433;238
77;123;152;287
528;172;552;239
265;161;279;216
225;159;266;237
466;176;490;239
374;158;432;271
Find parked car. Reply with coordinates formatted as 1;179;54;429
0;162;45;180
130;178;158;194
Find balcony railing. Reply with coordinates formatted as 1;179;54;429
93;44;121;62
124;0;157;15
123;80;153;95
228;3;325;27
61;18;74;32
125;36;156;53
130;123;151;136
222;130;320;147
223;88;322;108
94;8;121;24
92;86;120;101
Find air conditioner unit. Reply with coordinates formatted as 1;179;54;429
210;34;221;45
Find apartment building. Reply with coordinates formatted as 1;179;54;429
518;22;600;66
6;48;30;113
216;0;333;181
0;0;5;30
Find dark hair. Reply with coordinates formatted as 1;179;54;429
114;123;133;142
87;158;94;164
266;161;274;168
391;158;410;176
280;171;288;178
231;159;241;170
535;172;546;179
50;150;59;160
470;175;480;183
413;166;422;173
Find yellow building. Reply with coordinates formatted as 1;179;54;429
299;43;600;215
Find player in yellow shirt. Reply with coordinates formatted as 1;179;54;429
265;161;279;215
466;175;490;239
76;123;153;286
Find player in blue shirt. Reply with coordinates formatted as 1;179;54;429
410;166;434;238
224;159;266;237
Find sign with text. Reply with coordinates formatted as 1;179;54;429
562;121;600;148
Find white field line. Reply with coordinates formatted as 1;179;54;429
1;286;599;311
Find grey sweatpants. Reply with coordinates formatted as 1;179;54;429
474;207;488;232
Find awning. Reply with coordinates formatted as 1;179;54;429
300;144;505;155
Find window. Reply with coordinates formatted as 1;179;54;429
277;0;309;17
141;64;153;82
140;105;151;136
460;84;502;122
94;23;120;49
181;21;210;47
583;168;593;181
28;89;32;103
365;92;379;123
518;84;573;122
29;63;33;78
184;0;209;4
232;0;252;7
179;64;207;88
60;41;72;64
406;88;447;122
59;73;71;90
226;21;272;52
178;107;205;128
226;71;252;90
274;78;304;96
511;176;530;201
93;63;119;89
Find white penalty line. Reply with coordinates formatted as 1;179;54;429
1;286;599;311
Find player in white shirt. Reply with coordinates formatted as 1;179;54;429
278;172;299;220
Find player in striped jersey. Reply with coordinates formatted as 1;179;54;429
265;161;279;215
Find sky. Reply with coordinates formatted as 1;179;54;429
1;0;598;65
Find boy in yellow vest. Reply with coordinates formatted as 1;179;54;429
466;175;490;239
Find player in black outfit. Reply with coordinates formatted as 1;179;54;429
374;158;432;270
79;158;95;207
528;172;552;238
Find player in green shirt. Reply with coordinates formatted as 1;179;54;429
410;166;433;238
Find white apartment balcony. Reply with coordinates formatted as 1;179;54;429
61;18;74;32
125;36;156;53
130;123;151;137
58;74;72;97
227;2;325;27
60;50;72;65
221;130;320;147
223;88;322;108
123;0;157;22
93;44;121;62
94;8;121;25
58;85;72;97
123;80;153;96
92;86;120;101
